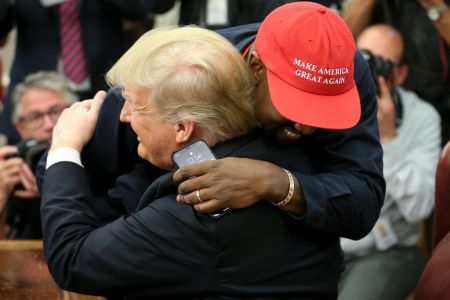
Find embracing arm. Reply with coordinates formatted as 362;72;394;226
41;163;203;297
81;88;139;192
174;158;306;215
41;91;202;296
37;88;139;194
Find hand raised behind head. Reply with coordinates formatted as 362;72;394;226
50;91;106;152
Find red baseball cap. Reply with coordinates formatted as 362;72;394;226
254;2;361;129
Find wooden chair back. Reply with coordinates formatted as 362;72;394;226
413;141;450;299
432;140;450;248
0;240;104;300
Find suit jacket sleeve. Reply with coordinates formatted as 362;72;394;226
36;88;140;218
37;88;142;197
41;162;209;297
82;88;140;193
296;52;386;240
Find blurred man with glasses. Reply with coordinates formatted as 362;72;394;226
0;71;77;239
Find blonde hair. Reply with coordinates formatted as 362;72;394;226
106;26;258;144
12;71;78;124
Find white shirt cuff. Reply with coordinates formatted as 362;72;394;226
46;147;83;169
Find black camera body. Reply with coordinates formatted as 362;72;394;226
360;49;394;96
7;139;49;172
360;48;403;128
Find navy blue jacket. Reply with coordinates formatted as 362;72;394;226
219;24;385;239
42;133;341;299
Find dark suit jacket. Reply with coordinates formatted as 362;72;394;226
41;133;340;300
0;0;173;143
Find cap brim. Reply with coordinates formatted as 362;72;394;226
266;69;361;130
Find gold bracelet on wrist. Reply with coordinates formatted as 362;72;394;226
273;168;295;207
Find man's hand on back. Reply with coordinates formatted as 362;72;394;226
50;91;106;152
173;157;305;215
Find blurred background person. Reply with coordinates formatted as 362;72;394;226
0;0;174;145
177;0;343;29
339;24;442;300
0;71;77;239
0;50;3;105
342;0;450;144
0;34;5;140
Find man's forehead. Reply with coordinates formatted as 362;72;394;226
20;89;66;112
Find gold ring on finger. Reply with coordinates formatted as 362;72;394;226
196;189;203;203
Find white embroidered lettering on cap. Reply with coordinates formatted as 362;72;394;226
292;57;349;85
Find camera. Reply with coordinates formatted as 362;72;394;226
360;49;395;96
7;139;49;172
360;48;403;128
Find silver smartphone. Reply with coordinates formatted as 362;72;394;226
172;140;216;168
171;140;231;219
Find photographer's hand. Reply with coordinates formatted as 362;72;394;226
376;76;397;144
0;146;23;205
50;91;106;152
13;164;39;199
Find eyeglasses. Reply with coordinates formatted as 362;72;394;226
19;105;66;128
